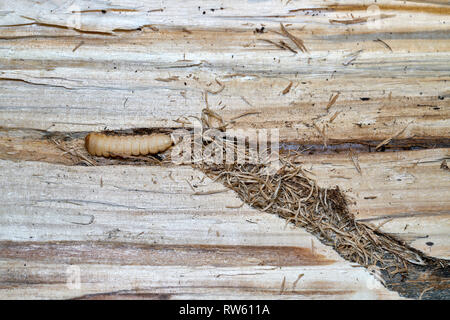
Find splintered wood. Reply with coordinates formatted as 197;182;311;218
192;112;449;300
0;0;449;300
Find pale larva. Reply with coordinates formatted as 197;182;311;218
85;132;173;157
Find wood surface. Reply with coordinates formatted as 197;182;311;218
0;0;449;299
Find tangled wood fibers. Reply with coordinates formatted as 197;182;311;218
188;111;450;300
199;161;449;299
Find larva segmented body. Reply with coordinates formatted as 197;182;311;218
85;132;173;157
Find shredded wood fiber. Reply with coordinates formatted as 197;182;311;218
188;110;449;300
201;161;423;267
197;155;448;299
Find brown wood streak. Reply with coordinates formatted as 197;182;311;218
0;241;335;267
72;291;172;300
0;135;78;165
74;288;357;299
71;287;358;299
290;4;450;15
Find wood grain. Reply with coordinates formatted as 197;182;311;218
0;159;401;299
0;0;449;299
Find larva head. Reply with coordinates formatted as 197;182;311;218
84;132;93;150
85;132;101;156
84;133;92;148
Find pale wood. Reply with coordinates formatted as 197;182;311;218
0;0;448;143
0;262;399;300
294;148;450;259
